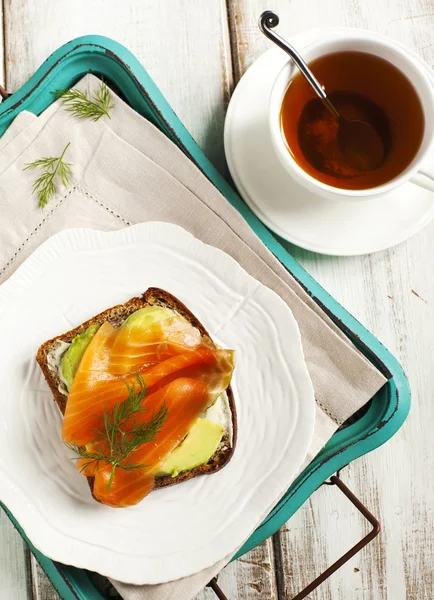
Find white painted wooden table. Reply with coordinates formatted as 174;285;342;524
1;1;433;599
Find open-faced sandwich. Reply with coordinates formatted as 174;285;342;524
37;288;236;508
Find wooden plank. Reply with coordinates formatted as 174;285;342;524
27;551;61;600
0;509;29;600
1;2;277;599
194;542;278;600
227;0;434;598
227;0;434;78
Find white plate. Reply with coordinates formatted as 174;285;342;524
0;222;315;584
224;28;434;256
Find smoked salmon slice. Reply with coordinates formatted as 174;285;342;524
62;321;118;445
63;343;234;446
61;309;198;444
109;307;202;375
61;305;235;506
91;378;214;507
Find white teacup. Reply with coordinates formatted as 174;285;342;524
269;33;434;200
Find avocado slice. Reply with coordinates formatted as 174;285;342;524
159;418;224;478
61;324;100;391
121;306;173;329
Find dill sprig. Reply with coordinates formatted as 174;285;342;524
66;374;168;491
55;80;114;121
24;142;72;208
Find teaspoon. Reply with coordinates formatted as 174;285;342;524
259;11;385;172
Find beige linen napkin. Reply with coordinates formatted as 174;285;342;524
0;75;386;599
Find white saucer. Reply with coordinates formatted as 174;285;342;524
224;28;434;256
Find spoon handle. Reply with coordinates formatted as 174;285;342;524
259;11;339;118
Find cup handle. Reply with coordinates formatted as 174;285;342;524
410;164;434;193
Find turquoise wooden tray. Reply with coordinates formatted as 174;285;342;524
0;36;410;599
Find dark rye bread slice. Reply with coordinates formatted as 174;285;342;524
36;288;237;498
